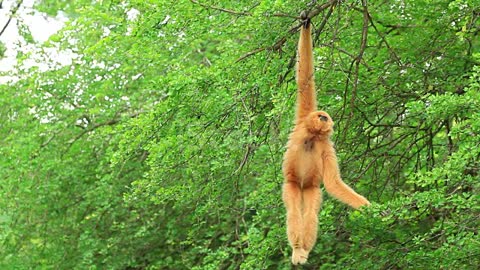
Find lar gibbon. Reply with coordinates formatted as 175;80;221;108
282;16;370;265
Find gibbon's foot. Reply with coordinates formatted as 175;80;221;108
291;248;308;265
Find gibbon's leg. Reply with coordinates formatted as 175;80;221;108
282;181;308;265
301;185;322;254
323;154;370;209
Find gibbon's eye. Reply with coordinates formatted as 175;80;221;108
319;115;328;122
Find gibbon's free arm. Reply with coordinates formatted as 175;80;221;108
322;153;371;209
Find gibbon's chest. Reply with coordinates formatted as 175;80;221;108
295;137;324;181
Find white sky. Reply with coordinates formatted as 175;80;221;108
0;0;67;82
0;1;141;84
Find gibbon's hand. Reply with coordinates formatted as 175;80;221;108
300;10;310;28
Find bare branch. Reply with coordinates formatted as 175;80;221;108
236;1;339;62
350;0;370;114
367;14;402;65
235;47;266;63
273;12;301;19
0;0;23;37
337;0;370;141
67;111;143;147
234;144;252;174
190;0;251;16
305;0;339;20
313;1;336;44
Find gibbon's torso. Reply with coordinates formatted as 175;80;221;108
283;122;333;188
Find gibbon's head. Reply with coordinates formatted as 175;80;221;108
305;111;334;136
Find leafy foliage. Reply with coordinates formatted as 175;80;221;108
1;0;479;269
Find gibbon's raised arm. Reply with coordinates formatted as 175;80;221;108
296;18;317;122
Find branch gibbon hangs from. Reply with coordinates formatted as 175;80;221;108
282;15;370;265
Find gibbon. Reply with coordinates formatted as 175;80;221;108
282;16;370;265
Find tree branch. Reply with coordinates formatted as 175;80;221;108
67;111;142;147
350;0;370;114
190;0;251;16
307;0;339;19
236;0;339;62
361;9;401;64
0;0;23;37
313;0;336;44
235;47;266;63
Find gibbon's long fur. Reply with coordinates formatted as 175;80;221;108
282;18;370;265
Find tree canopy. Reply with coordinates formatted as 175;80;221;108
0;0;479;269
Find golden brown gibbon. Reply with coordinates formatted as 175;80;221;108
282;17;370;265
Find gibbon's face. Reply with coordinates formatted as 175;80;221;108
306;111;334;135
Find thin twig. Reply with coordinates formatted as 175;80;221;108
235;47;266;63
313;0;337;44
235;144;252;174
338;0;370;141
367;14;401;65
273;12;301;19
67;111;142;147
0;0;23;37
307;0;338;19
236;1;339;63
350;0;370;115
190;0;251;16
